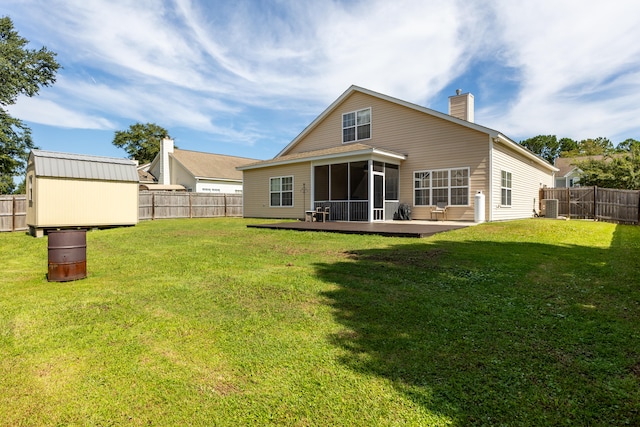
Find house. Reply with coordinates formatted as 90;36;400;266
553;155;615;188
238;85;557;222
26;150;139;237
554;156;589;188
147;138;257;193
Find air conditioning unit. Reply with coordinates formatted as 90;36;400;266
545;199;559;219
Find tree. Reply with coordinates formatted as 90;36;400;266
574;139;640;189
0;16;59;193
519;135;560;164
562;137;613;157
519;135;579;164
112;123;171;164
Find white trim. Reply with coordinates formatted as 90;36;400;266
489;136;494;221
413;167;471;207
500;169;513;207
269;175;294;207
342;107;372;144
238;146;405;171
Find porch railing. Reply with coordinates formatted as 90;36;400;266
314;200;369;221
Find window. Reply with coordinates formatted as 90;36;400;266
270;176;293;207
432;170;449;205
342;108;371;143
414;168;469;206
451;169;469;205
501;170;512;206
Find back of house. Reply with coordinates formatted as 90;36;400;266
239;86;556;222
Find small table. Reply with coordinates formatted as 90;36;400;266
305;211;315;222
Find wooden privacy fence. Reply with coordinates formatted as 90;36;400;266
541;186;640;224
0;195;27;232
139;192;242;220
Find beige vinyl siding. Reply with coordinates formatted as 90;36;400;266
284;91;490;220
242;162;311;219
491;141;554;221
29;177;138;227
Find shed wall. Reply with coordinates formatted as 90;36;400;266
29;177;138;227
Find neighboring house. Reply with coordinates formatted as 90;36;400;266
553;155;610;188
238;85;557;222
554;157;585;188
148;139;257;193
26;150;139;237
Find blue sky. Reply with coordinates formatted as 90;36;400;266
4;0;640;163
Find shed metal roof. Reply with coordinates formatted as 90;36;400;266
30;150;139;182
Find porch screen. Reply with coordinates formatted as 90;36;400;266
331;163;348;200
314;165;329;200
350;161;368;200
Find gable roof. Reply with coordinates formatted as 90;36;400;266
554;155;605;177
29;150;139;182
238;143;406;171
273;85;556;172
165;148;257;181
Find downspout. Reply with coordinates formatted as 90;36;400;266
309;163;315;211
367;160;373;223
489;136;495;222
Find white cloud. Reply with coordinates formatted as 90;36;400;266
485;0;640;141
5;0;640;150
7;97;115;130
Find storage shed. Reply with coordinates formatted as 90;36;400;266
26;150;139;237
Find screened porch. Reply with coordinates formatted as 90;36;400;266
311;160;399;222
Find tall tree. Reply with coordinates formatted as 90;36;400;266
519;135;560;164
0;16;59;193
112;122;171;164
574;139;640;189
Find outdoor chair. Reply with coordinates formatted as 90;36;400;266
315;205;330;222
430;202;447;221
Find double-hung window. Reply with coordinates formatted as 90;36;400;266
501;170;512;206
270;176;293;207
342;108;371;143
414;168;469;206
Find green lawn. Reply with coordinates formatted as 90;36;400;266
0;218;638;426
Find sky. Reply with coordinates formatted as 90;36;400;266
4;0;640;163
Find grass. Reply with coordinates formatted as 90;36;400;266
0;218;638;426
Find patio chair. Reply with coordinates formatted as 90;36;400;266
315;205;330;222
430;201;447;221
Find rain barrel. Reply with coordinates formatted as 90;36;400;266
48;229;87;282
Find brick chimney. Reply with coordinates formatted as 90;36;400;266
159;138;174;185
448;89;474;123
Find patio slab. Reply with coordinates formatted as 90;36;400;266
247;220;475;238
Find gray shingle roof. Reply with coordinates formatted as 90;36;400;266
30;150;139;182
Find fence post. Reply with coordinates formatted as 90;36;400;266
189;193;193;218
593;186;597;221
637;189;640;224
152;192;155;220
12;195;16;232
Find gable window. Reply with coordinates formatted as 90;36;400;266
414;168;469;206
342;108;371;143
270;176;293;207
501;170;512;206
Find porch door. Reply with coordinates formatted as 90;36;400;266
373;173;384;221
